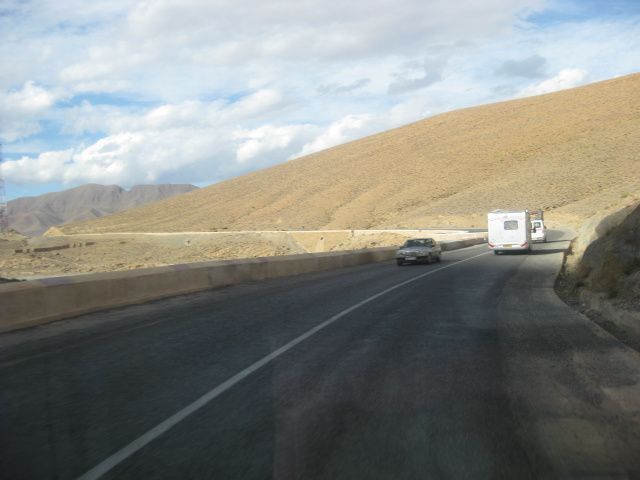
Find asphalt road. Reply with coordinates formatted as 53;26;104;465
1;230;639;479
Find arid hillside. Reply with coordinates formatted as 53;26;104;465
61;73;640;234
557;196;640;349
10;184;198;236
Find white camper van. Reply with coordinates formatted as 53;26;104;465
487;210;532;254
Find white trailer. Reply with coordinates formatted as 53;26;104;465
487;210;532;254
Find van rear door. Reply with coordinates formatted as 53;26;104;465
488;212;528;249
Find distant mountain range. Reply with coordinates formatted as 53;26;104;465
7;184;198;236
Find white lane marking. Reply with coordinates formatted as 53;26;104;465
77;250;490;480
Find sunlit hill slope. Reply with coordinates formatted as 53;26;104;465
62;73;640;233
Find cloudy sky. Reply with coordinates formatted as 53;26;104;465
1;0;639;199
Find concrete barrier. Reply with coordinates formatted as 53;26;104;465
0;236;486;333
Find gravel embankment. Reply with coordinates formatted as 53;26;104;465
557;198;640;350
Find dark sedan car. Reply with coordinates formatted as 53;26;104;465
395;238;442;266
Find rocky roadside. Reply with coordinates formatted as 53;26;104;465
556;197;640;351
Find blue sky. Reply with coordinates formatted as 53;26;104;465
1;0;639;200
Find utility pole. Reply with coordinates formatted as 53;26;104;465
0;143;8;233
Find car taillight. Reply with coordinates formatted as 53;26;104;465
520;242;528;247
488;242;495;248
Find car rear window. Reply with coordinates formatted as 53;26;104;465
405;239;433;247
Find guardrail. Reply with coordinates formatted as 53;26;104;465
0;236;486;333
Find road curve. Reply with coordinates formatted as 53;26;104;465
0;230;639;479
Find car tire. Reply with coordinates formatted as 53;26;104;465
426;254;432;264
396;259;404;266
436;254;442;262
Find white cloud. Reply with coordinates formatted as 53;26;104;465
3;108;387;187
3;0;546;101
222;90;287;122
518;68;588;97
1;0;639;196
1;81;56;114
234;124;317;164
3;128;225;186
59;89;286;137
3;91;313;186
0;81;59;141
119;0;543;62
297;114;378;157
1;149;74;184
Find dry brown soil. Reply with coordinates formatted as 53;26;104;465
557;196;640;349
59;73;640;234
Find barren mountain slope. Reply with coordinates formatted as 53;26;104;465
8;184;198;236
62;73;640;233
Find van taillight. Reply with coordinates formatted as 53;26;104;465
520;242;528;247
488;242;495;248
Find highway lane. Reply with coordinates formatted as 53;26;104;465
1;232;639;479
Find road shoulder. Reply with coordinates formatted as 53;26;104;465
497;243;640;477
